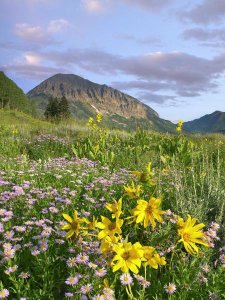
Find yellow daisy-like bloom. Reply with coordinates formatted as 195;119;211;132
105;198;122;219
177;215;209;255
112;242;144;273
142;246;166;269
96;216;123;239
124;181;142;199
61;211;87;239
100;235;120;253
132;197;164;228
83;216;98;230
133;163;156;185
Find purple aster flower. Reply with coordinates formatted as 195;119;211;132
66;257;77;268
5;265;18;275
140;279;151;288
65;276;79;286
76;253;89;264
65;292;74;298
80;284;93;294
0;289;9;298
164;283;176;294
94;267;107;277
210;222;220;231
120;273;133;285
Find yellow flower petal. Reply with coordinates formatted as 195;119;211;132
63;213;73;223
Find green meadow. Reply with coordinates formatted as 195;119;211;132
0;110;224;299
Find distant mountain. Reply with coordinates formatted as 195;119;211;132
184;111;225;133
0;71;36;114
27;73;175;132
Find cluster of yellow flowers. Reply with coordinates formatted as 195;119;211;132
61;162;209;296
87;113;103;128
96;195;166;274
62;195;167;275
176;119;184;132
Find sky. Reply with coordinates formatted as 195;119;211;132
1;0;225;122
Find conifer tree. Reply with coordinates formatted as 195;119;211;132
59;96;70;119
44;97;60;120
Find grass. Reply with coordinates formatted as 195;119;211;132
0;110;224;299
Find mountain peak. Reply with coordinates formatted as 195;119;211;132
27;73;175;132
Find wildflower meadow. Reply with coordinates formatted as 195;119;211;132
0;114;225;299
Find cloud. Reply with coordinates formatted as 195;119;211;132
181;0;225;24
47;19;70;33
14;19;70;46
24;52;42;65
137;91;177;105
82;0;109;13
121;0;173;11
182;28;225;41
115;33;161;46
2;63;69;80
111;80;170;92
15;23;52;44
182;27;225;49
82;0;173;13
5;48;225;104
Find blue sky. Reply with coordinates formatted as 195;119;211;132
1;0;225;122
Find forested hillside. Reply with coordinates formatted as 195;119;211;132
0;71;35;114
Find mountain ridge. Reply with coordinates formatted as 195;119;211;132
27;73;175;132
184;110;225;133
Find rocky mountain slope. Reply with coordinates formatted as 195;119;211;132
184;111;225;133
27;73;175;132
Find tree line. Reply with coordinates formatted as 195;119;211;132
44;96;71;120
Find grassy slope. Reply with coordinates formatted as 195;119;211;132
0;110;52;129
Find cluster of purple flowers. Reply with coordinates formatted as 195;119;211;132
0;155;131;299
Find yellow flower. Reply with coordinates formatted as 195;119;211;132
176;216;185;228
96;113;103;123
96;216;123;239
105;198;122;218
143;246;166;269
124;181;142;199
133;163;156;185
83;216;98;230
100;235;120;253
176;119;184;132
178;215;209;255
87;117;94;127
112;242;144;273
61;211;87;239
132;197;164;228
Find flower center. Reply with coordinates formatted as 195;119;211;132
122;251;130;260
108;222;116;230
71;221;78;230
145;205;153;214
183;232;191;242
